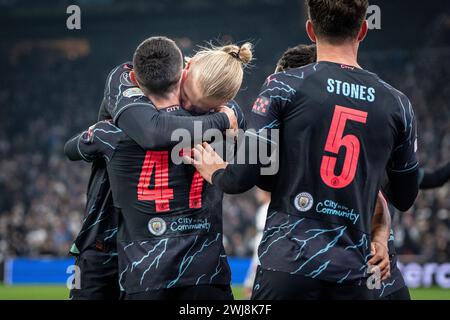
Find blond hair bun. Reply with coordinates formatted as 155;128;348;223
188;41;254;103
222;42;253;65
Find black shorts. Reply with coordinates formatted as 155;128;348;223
69;248;120;300
124;284;234;300
251;266;374;300
379;285;411;300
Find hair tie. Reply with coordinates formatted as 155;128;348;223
229;49;241;61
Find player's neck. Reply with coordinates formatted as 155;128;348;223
316;41;361;69
147;92;180;110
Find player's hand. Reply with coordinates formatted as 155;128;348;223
368;241;390;281
183;142;228;184
216;105;238;131
85;124;97;142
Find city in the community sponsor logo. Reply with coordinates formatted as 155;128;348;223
315;200;360;225
170;217;211;233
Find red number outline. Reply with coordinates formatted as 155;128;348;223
320;105;368;189
137;150;204;212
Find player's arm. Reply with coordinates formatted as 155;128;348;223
256;175;276;192
98;63;237;150
64;131;94;162
368;192;391;281
383;96;419;211
114;103;235;150
208;135;262;194
418;162;450;189
64;121;121;162
189;73;289;193
190;135;261;194
97;96;111;121
383;170;419;212
209;101;247;161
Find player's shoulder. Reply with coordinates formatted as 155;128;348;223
226;99;242;112
374;75;410;102
106;61;134;86
104;61;143;99
373;75;413;120
226;100;244;116
226;100;246;129
103;61;157;122
262;63;320;96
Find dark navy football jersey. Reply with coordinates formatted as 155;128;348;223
68;63;134;256
98;62;136;122
256;62;418;284
70;61;231;258
213;61;418;285
66;100;245;293
67;157;119;258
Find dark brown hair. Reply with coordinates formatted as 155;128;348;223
307;0;369;43
133;36;183;96
276;44;317;72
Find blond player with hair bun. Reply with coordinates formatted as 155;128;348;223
180;42;253;114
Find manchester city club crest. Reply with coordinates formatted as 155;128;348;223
294;192;314;212
119;71;135;86
148;217;167;236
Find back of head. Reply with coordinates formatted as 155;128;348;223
307;0;368;44
133;36;183;96
189;42;253;104
276;44;317;72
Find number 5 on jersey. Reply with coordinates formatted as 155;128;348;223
320;105;368;189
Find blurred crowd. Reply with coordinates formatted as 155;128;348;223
0;32;449;264
387;49;450;263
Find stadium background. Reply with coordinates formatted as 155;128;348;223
0;0;449;299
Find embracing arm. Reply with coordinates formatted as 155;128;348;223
192;73;288;194
64;131;93;162
98;62;234;150
419;162;450;189
117;105;231;150
64;121;121;162
211;135;263;194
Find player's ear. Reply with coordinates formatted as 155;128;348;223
306;20;317;43
182;66;189;81
185;59;191;70
174;77;183;95
129;70;139;86
184;59;192;78
357;20;368;42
